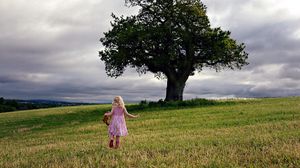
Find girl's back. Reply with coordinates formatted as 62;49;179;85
113;106;124;116
109;106;128;137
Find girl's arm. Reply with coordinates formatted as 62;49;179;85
124;107;138;118
104;107;114;116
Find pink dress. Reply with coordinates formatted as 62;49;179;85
108;107;128;137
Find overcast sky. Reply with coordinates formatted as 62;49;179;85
0;0;300;103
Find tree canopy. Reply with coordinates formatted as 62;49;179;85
99;0;248;101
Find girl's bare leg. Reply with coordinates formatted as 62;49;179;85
109;135;114;148
115;136;120;148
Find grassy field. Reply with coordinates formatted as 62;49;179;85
0;97;300;167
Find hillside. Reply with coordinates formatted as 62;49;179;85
0;97;95;113
0;97;299;167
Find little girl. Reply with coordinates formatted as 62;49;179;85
104;96;138;148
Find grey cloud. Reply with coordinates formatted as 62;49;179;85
204;0;300;70
279;64;300;80
0;75;21;83
185;73;300;99
249;86;300;98
185;77;254;98
1;0;300;102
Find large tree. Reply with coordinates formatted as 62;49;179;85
99;0;248;101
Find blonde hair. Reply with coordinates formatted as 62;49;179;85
112;96;125;109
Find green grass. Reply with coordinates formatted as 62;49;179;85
0;97;300;167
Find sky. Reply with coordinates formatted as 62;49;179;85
0;0;300;103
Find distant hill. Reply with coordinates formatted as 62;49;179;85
0;97;96;113
16;99;94;105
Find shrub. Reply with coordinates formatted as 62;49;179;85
127;98;226;112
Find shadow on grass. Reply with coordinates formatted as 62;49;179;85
0;108;110;138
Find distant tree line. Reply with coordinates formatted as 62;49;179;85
0;97;85;113
0;97;18;112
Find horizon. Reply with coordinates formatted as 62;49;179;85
1;95;298;104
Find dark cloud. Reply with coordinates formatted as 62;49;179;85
203;0;300;69
0;0;300;102
279;64;300;80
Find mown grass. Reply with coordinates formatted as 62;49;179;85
0;97;299;167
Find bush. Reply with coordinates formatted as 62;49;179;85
127;98;225;112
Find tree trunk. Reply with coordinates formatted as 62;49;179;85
165;76;188;101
